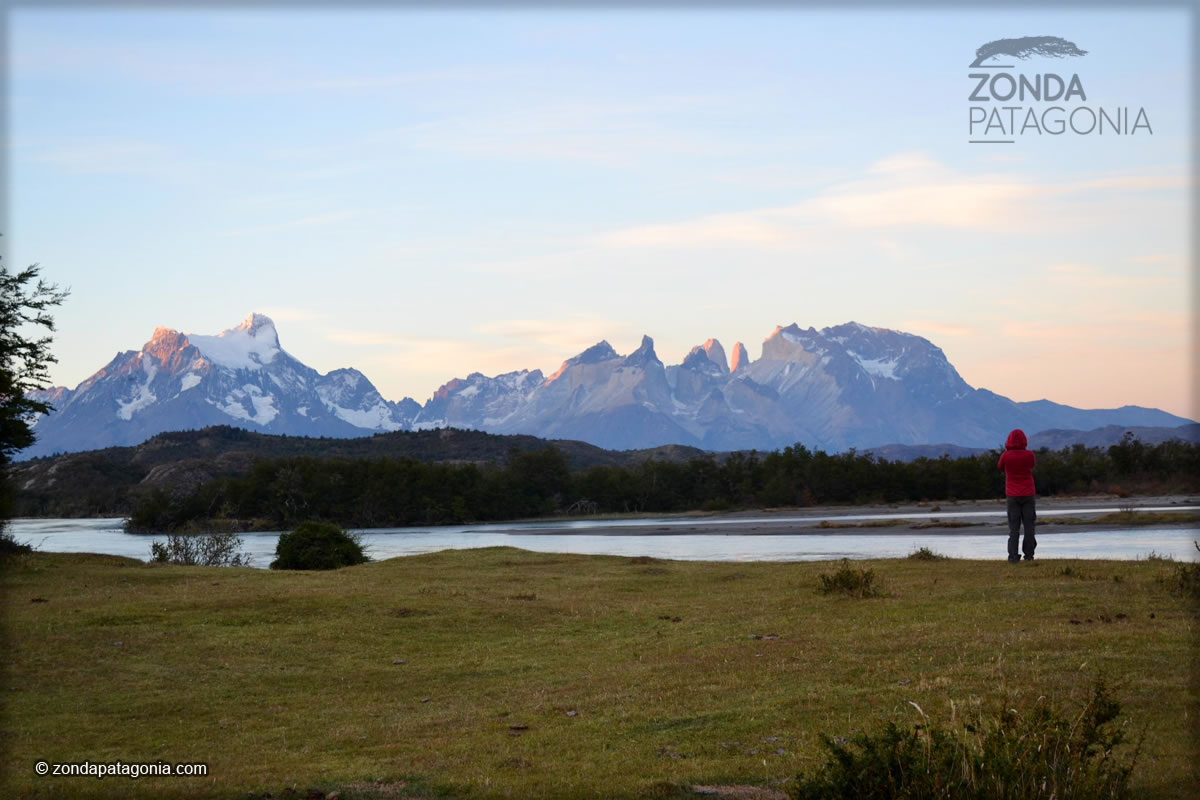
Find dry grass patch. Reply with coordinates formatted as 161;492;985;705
815;519;907;529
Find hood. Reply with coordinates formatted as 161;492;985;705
1005;428;1028;450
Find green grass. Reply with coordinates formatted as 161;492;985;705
2;548;1196;799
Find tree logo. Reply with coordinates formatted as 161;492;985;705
970;36;1087;68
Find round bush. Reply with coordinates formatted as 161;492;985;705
270;521;368;570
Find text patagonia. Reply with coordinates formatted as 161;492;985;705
968;72;1152;137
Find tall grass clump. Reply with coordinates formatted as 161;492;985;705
149;529;250;567
793;678;1137;799
270;520;367;570
1172;541;1200;600
817;559;882;598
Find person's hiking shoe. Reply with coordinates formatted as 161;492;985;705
1023;555;1035;561
1008;556;1021;563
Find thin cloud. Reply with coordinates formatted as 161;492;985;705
478;318;636;351
901;320;977;338
591;154;1187;248
220;211;357;238
594;208;801;248
1047;263;1169;289
1129;253;1178;265
256;306;327;324
34;140;195;178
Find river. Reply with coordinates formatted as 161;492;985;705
9;512;1199;567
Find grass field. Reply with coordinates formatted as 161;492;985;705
2;547;1196;799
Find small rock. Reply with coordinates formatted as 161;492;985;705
566;710;577;717
113;641;123;647
392;659;406;665
508;724;529;731
776;748;786;756
30;597;48;603
420;698;431;703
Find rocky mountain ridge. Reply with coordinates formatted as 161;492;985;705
23;313;1193;459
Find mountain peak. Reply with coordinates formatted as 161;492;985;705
237;312;276;332
683;339;729;376
702;338;729;374
186;313;281;371
624;335;660;367
730;342;749;372
230;311;277;340
144;327;191;364
547;340;619;382
575;340;619;364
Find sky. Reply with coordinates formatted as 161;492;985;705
6;6;1195;419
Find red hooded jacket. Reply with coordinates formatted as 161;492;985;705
997;429;1036;496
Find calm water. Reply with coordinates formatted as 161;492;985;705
10;514;1199;568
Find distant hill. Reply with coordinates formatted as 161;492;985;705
14;421;1199;519
1031;423;1200;451
11;425;705;518
866;424;1198;462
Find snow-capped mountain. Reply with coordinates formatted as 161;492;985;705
407;321;1191;452
23;315;1192;459
23;314;419;458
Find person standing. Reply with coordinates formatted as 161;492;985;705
998;428;1037;562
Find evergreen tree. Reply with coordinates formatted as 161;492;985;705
0;256;68;527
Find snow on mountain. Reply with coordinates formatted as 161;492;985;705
21;315;1194;459
21;313;419;459
186;312;281;371
412;369;544;431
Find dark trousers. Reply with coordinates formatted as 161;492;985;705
1007;495;1036;560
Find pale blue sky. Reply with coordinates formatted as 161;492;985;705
7;7;1193;417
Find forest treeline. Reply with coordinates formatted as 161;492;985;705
126;435;1200;532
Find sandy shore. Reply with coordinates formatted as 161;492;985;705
513;494;1200;536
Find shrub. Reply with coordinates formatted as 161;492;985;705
817;559;882;598
149;529;251;567
270;520;368;570
793;678;1137;799
0;529;33;557
908;546;947;561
